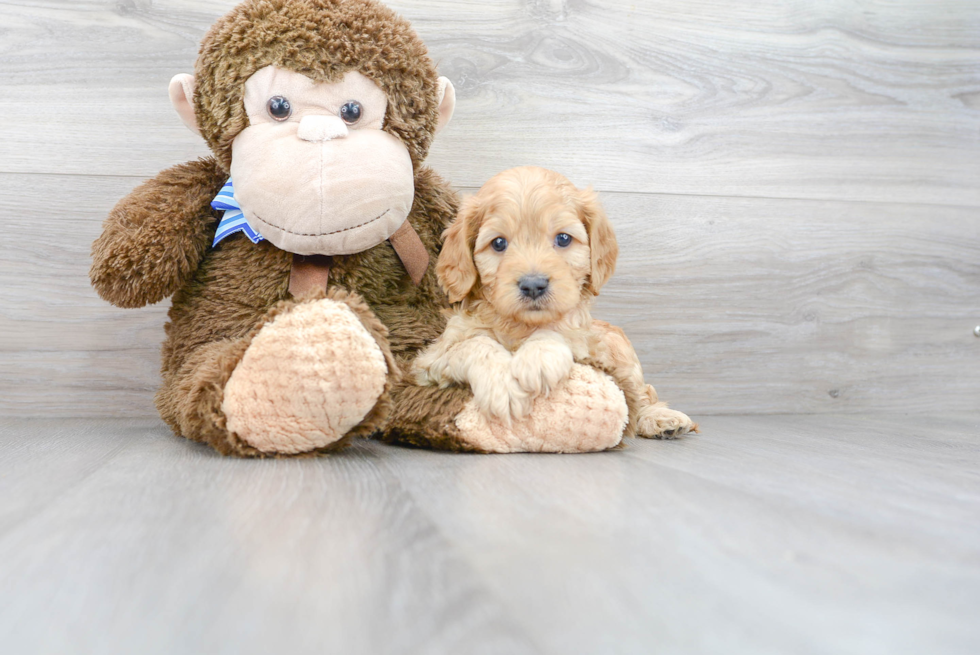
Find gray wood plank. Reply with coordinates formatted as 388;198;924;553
379;414;980;655
0;418;540;655
593;192;980;415
2;173;977;417
1;416;977;654
0;0;977;204
0;173;165;417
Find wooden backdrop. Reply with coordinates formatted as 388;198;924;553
1;0;978;418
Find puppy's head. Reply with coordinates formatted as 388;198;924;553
437;166;617;326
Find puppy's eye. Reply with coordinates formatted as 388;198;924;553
267;96;292;121
490;237;508;252
340;101;362;124
554;233;572;248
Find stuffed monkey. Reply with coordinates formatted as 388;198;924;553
91;0;631;456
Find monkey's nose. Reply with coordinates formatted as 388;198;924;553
518;274;550;300
297;115;349;142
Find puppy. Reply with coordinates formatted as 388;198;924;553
414;166;695;439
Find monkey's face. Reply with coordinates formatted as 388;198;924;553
228;66;415;256
171;0;457;257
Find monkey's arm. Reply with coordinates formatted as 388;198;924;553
90;157;227;308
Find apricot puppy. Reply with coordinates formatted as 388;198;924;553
414;166;695;439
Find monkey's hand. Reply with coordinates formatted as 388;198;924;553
90;157;227;308
510;330;575;399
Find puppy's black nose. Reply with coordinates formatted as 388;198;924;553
518;274;549;300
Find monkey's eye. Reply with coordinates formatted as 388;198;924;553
267;96;292;121
554;233;572;248
340;101;362;124
490;237;508;252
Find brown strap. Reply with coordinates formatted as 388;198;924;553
388;220;430;286
289;254;332;297
287;222;428;297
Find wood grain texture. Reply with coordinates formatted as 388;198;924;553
2;173;978;417
593;191;980;415
2;4;978;652
0;418;539;655
0;0;977;204
1;0;978;417
1;415;978;654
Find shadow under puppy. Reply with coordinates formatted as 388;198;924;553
414;166;695;451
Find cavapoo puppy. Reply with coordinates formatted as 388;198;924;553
414;166;695;440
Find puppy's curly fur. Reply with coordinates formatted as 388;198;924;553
414;167;696;438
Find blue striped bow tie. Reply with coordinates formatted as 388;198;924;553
211;178;264;247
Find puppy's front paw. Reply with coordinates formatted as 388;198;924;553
511;338;574;397
412;363;438;387
470;364;531;423
412;349;448;388
636;405;696;439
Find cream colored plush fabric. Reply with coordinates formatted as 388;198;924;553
223;298;388;454
230;67;416;256
168;74;200;136
454;364;628;453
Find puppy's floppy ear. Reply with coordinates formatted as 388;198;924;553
578;186;618;295
437;194;484;303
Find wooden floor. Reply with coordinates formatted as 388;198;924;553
1;415;977;654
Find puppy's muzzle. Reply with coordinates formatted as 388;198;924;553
518;274;549;301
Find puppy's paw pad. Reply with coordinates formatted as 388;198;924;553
636;407;695;440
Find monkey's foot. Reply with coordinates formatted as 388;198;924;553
636;404;696;440
222;298;388;455
453;364;628;453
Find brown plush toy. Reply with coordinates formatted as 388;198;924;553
90;0;652;457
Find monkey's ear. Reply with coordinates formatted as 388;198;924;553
434;77;456;135
578;187;618;295
169;74;202;137
437;195;482;303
